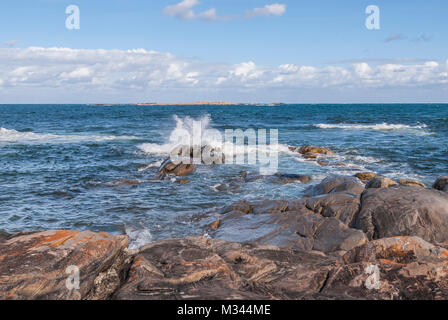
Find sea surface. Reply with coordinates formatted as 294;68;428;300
1;104;447;248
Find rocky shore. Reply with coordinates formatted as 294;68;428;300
2;145;448;300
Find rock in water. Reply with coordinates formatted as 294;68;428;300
365;176;398;189
354;186;448;243
433;176;448;193
0;230;131;300
299;146;335;155
398;178;426;188
355;172;377;181
304;176;365;197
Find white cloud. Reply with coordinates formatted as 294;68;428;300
0;47;448;102
163;1;286;22
163;0;219;21
246;4;286;18
163;0;198;20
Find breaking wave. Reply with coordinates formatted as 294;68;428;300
314;123;428;132
0;127;138;144
137;114;293;157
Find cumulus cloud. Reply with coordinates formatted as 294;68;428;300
0;47;447;102
245;4;286;18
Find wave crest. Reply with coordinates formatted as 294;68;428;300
0;127;138;144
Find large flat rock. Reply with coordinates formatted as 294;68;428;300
210;193;367;254
354;186;448;243
0;230;131;300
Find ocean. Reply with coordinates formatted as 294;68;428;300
1;104;447;248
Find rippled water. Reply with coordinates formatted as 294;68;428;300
1;104;447;247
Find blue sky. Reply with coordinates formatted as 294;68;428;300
0;0;447;103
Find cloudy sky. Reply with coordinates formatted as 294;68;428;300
0;0;447;103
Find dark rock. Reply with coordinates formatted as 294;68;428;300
0;230;131;300
158;158;196;177
304;192;361;226
272;173;312;184
433;176;448;193
304;176;365;197
365;176;398;189
354;186;448;243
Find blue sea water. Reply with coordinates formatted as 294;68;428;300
1;104;447;247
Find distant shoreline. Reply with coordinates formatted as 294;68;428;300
92;101;286;106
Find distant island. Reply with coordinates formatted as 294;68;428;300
92;101;285;106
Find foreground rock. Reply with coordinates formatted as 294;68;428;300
320;236;448;299
114;236;335;300
0;230;131;300
115;235;448;300
355;186;448;243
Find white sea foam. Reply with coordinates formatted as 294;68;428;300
137;114;292;157
125;225;153;250
314;123;428;131
0;127;137;144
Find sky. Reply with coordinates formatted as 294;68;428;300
0;0;447;103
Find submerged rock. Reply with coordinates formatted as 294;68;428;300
354;186;448;243
214;171;311;192
0;230;131;300
298;146;335;155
